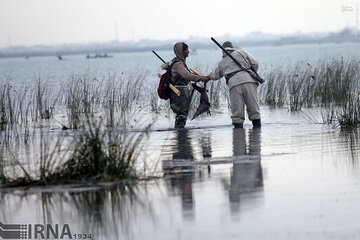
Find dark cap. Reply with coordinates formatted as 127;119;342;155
222;41;233;48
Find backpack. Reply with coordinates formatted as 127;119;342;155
157;59;178;100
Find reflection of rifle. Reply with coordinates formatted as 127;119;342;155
210;37;265;84
152;50;181;96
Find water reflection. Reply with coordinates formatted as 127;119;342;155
198;131;212;159
0;183;150;240
161;129;214;220
198;131;212;176
339;128;360;166
163;129;196;220
223;128;264;214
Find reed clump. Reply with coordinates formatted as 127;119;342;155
63;74;102;129
34;78;59;121
0;83;27;128
50;116;149;183
261;57;360;127
0;70;152;187
0;79;60;129
261;58;359;110
336;93;360;128
0;114;150;187
260;67;287;107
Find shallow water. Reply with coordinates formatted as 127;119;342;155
1;107;360;240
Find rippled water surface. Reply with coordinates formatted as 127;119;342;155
1;107;360;240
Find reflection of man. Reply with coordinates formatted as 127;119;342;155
198;131;212;175
228;128;263;213
198;131;212;158
172;129;194;160
163;129;195;219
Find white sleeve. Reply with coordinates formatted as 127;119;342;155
209;62;224;80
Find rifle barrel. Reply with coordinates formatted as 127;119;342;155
210;38;245;71
152;50;166;63
210;37;265;84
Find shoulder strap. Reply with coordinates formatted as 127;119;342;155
169;57;180;69
170;57;192;73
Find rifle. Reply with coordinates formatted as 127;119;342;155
152;50;166;63
210;37;265;84
152;50;203;76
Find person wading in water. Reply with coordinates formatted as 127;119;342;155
163;42;209;128
205;41;261;128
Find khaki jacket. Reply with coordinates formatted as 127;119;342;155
210;48;259;90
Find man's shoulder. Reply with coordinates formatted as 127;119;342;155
238;49;254;59
172;59;186;68
171;56;182;63
235;49;248;55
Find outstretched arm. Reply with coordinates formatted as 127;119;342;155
209;62;224;81
173;62;210;82
173;62;203;82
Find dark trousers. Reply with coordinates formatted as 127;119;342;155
170;86;191;128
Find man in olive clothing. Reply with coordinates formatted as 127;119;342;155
165;42;209;128
207;41;261;128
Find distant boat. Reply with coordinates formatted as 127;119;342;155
57;55;66;60
86;53;113;59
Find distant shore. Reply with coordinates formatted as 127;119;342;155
0;28;358;59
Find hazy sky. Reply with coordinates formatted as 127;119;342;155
0;0;358;48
